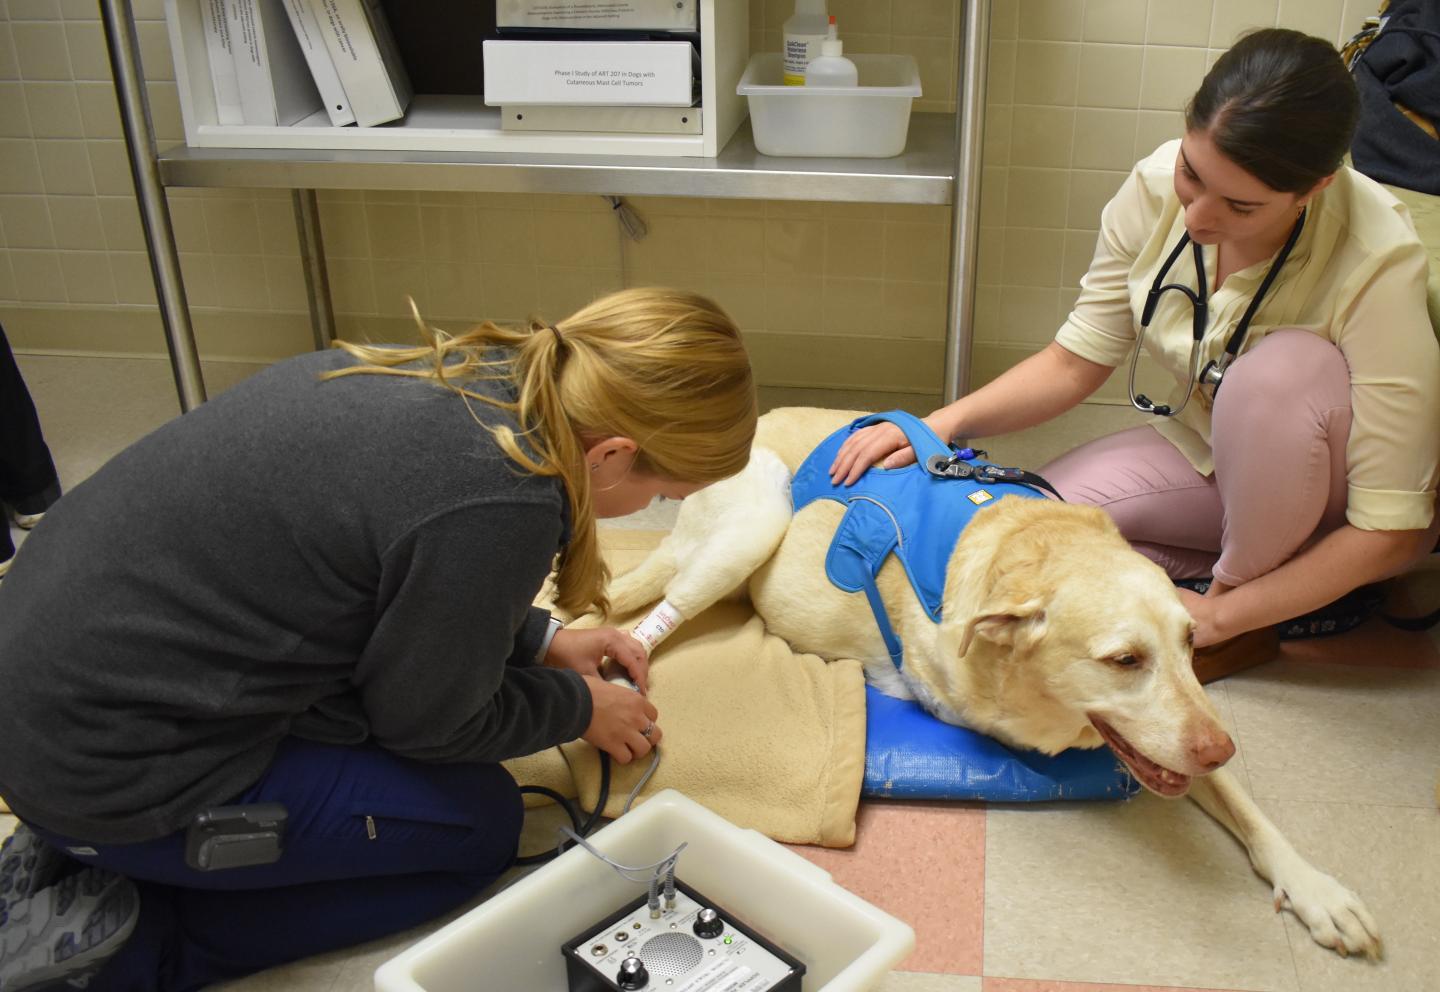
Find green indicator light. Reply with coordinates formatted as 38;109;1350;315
723;936;733;945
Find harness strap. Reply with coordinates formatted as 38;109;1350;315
798;410;1060;674
861;575;907;670
924;453;1066;501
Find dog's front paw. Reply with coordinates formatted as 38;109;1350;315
1272;864;1381;960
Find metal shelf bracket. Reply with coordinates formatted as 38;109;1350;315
100;0;207;412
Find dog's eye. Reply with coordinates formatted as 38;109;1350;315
1109;653;1141;667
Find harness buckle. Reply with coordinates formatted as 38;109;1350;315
925;453;975;479
925;446;991;479
974;465;1026;484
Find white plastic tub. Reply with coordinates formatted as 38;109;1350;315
737;53;922;158
374;789;914;992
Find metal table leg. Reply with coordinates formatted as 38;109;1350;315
293;190;336;350
100;0;207;411
943;0;991;405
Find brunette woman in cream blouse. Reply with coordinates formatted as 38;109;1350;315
831;28;1440;670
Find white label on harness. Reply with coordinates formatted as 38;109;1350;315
967;489;994;505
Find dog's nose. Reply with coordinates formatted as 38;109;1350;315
1190;731;1236;772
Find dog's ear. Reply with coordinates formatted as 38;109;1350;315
956;597;1048;655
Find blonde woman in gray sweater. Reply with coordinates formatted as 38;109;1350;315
0;287;757;992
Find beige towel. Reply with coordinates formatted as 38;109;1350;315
504;529;867;848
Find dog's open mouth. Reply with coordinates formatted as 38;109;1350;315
1089;716;1191;797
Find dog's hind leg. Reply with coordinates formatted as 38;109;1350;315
1188;769;1381;959
606;447;794;649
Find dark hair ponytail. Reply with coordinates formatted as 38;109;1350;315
1186;28;1359;193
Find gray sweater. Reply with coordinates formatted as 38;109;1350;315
0;350;591;844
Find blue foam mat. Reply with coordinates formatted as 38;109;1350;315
862;685;1139;801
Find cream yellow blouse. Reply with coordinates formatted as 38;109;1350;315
1055;139;1440;532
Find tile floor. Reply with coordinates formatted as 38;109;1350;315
3;354;1439;992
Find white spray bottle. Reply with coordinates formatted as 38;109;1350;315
804;15;858;87
783;0;828;86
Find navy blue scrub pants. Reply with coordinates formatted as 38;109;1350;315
34;738;524;992
0;323;61;551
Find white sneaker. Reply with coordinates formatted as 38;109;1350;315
0;867;139;992
10;512;42;531
1;826;68;916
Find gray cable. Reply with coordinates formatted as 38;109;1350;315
551;745;663;866
620;745;662;815
604;196;649;241
558;825;686;888
663;858;677;910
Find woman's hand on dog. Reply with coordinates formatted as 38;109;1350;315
582;676;662;763
1176;587;1226;648
545;626;651;693
830;421;919;485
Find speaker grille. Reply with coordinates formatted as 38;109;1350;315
638;931;704;977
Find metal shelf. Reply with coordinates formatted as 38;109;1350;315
158;116;958;204
102;0;990;412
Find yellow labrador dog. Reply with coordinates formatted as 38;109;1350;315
608;408;1380;959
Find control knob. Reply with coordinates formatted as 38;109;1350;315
616;955;648;990
692;907;724;939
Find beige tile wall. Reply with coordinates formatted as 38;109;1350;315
0;0;1383;409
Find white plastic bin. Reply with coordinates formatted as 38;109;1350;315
373;789;914;992
736;53;922;158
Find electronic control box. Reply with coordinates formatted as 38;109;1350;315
561;879;804;992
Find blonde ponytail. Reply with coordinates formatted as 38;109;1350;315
324;288;757;615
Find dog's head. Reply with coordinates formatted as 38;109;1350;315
936;497;1234;797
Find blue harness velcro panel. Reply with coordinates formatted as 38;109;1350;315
790;411;1048;670
790;411;1138;802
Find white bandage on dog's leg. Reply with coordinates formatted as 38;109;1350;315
630;599;684;655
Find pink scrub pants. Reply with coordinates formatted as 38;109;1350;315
1039;329;1438;586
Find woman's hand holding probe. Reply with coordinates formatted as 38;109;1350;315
546;626;661;762
581;676;662;763
544;626;651;693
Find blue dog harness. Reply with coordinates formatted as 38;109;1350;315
790;411;1059;672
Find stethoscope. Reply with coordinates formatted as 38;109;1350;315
1129;208;1306;417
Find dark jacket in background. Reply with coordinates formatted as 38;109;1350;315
0;323;61;517
1350;0;1440;195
